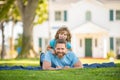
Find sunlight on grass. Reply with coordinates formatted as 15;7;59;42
80;58;120;64
0;59;39;66
0;60;39;64
0;58;120;66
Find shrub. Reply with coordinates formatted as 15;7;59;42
15;34;22;54
107;50;116;59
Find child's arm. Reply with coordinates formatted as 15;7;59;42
68;48;72;51
67;42;72;51
46;45;52;51
46;45;55;54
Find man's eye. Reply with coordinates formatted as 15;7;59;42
57;48;60;50
61;48;64;50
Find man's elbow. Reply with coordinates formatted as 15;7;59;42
42;65;46;70
42;61;50;70
42;65;50;70
74;61;83;68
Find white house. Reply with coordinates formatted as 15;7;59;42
35;0;120;58
1;0;120;58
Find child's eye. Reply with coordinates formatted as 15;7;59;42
59;33;63;35
64;34;67;36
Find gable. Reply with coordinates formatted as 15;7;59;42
72;22;108;34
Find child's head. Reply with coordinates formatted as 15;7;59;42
55;25;71;42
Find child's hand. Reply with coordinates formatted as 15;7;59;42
47;45;55;54
50;49;55;54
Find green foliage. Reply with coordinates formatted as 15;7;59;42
0;0;15;21
34;0;48;24
15;34;22;50
9;3;21;21
107;50;116;59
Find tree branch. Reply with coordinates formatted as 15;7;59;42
25;0;38;23
16;0;25;19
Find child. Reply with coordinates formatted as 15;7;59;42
40;25;72;66
47;25;72;52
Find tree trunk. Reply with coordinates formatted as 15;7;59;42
0;21;6;59
17;0;39;58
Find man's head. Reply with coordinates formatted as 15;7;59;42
55;39;67;58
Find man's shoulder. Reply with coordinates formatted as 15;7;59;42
46;51;53;55
66;51;75;56
67;51;74;53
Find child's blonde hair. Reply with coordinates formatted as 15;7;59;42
55;25;71;42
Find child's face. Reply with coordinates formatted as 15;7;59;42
58;31;68;40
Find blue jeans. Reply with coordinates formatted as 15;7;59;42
40;52;45;66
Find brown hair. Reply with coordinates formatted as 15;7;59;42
55;25;71;42
55;39;67;47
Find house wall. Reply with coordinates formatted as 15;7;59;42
48;0;120;58
33;22;49;53
31;0;120;58
72;33;109;58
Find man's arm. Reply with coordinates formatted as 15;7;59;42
73;60;83;68
42;61;55;70
42;61;62;70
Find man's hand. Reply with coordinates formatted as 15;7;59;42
63;66;70;69
56;66;62;69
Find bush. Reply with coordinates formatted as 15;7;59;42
107;50;116;59
15;34;22;54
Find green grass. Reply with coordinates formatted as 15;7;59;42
0;58;40;66
0;67;120;80
0;58;120;80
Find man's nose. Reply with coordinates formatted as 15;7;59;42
59;49;63;52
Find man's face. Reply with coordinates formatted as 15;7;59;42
55;43;67;58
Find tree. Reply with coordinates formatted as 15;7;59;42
0;0;48;58
0;0;15;59
16;0;48;58
8;3;21;58
0;21;6;59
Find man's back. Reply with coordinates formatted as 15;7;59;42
44;51;79;68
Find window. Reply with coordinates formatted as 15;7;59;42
109;9;120;21
86;11;91;21
109;10;114;21
110;37;114;50
55;10;68;22
55;11;61;21
116;10;120;20
95;39;97;47
116;38;120;46
39;38;42;48
64;10;67;21
80;39;82;47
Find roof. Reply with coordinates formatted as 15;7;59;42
71;22;109;34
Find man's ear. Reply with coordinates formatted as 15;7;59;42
65;48;68;52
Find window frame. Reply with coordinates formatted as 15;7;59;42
54;10;68;22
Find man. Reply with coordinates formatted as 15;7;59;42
42;39;83;70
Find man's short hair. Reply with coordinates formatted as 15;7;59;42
55;39;67;47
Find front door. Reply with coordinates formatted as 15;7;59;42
85;38;92;57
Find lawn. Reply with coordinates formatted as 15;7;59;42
0;58;120;80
